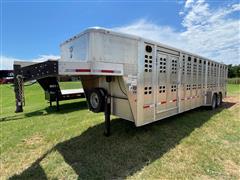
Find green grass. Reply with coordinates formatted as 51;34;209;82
0;83;240;179
227;83;240;96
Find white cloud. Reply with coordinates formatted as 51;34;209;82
113;19;183;48
185;0;194;8
0;55;60;70
113;0;240;65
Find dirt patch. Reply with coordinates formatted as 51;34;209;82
224;160;240;178
21;134;44;146
223;95;240;110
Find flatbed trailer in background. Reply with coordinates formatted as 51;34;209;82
14;27;228;136
13;60;84;111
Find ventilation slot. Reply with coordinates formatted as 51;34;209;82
192;84;197;90
159;57;166;73
182;55;185;75
187;57;192;75
144;55;153;73
171;85;177;92
144;86;152;95
193;58;197;76
171;59;177;74
198;60;202;76
159;85;166;93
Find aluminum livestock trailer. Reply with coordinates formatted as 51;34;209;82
14;27;228;135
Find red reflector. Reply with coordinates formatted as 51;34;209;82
143;105;150;109
75;69;91;72
101;70;114;73
173;99;177;102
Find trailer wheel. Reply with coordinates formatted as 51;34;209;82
88;88;106;113
219;93;223;105
216;94;221;107
211;94;217;110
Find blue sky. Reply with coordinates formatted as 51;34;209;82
1;0;240;69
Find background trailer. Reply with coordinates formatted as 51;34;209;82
14;28;228;135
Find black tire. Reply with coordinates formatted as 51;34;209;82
219;93;223;105
88;88;106;113
216;94;221;107
211;94;217;110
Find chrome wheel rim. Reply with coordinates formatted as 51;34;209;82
90;92;99;109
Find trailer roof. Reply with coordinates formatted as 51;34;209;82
61;27;226;66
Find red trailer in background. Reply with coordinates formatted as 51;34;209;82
0;70;14;84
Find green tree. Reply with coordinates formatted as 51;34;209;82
228;64;240;78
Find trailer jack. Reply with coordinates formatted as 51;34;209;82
14;65;24;113
104;95;111;136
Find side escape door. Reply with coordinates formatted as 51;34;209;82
155;51;179;118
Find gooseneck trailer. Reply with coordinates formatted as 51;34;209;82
14;27;228;135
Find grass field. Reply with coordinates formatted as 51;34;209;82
0;83;240;179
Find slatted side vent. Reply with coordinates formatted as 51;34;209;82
144;45;153;73
220;65;224;77
192;84;197;90
182;55;185;75
171;59;177;74
171;85;177;92
207;62;211;76
193;58;197;76
203;61;206;76
159;57;167;73
214;64;217;77
144;55;153;72
198;59;202;76
187;57;192;75
159;85;166;93
211;63;214;77
144;86;152;95
212;84;216;88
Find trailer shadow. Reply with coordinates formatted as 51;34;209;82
0;100;88;122
9;102;236;179
26;100;88;116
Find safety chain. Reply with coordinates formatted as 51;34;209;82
16;75;25;106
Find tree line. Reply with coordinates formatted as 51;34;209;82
228;64;240;78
